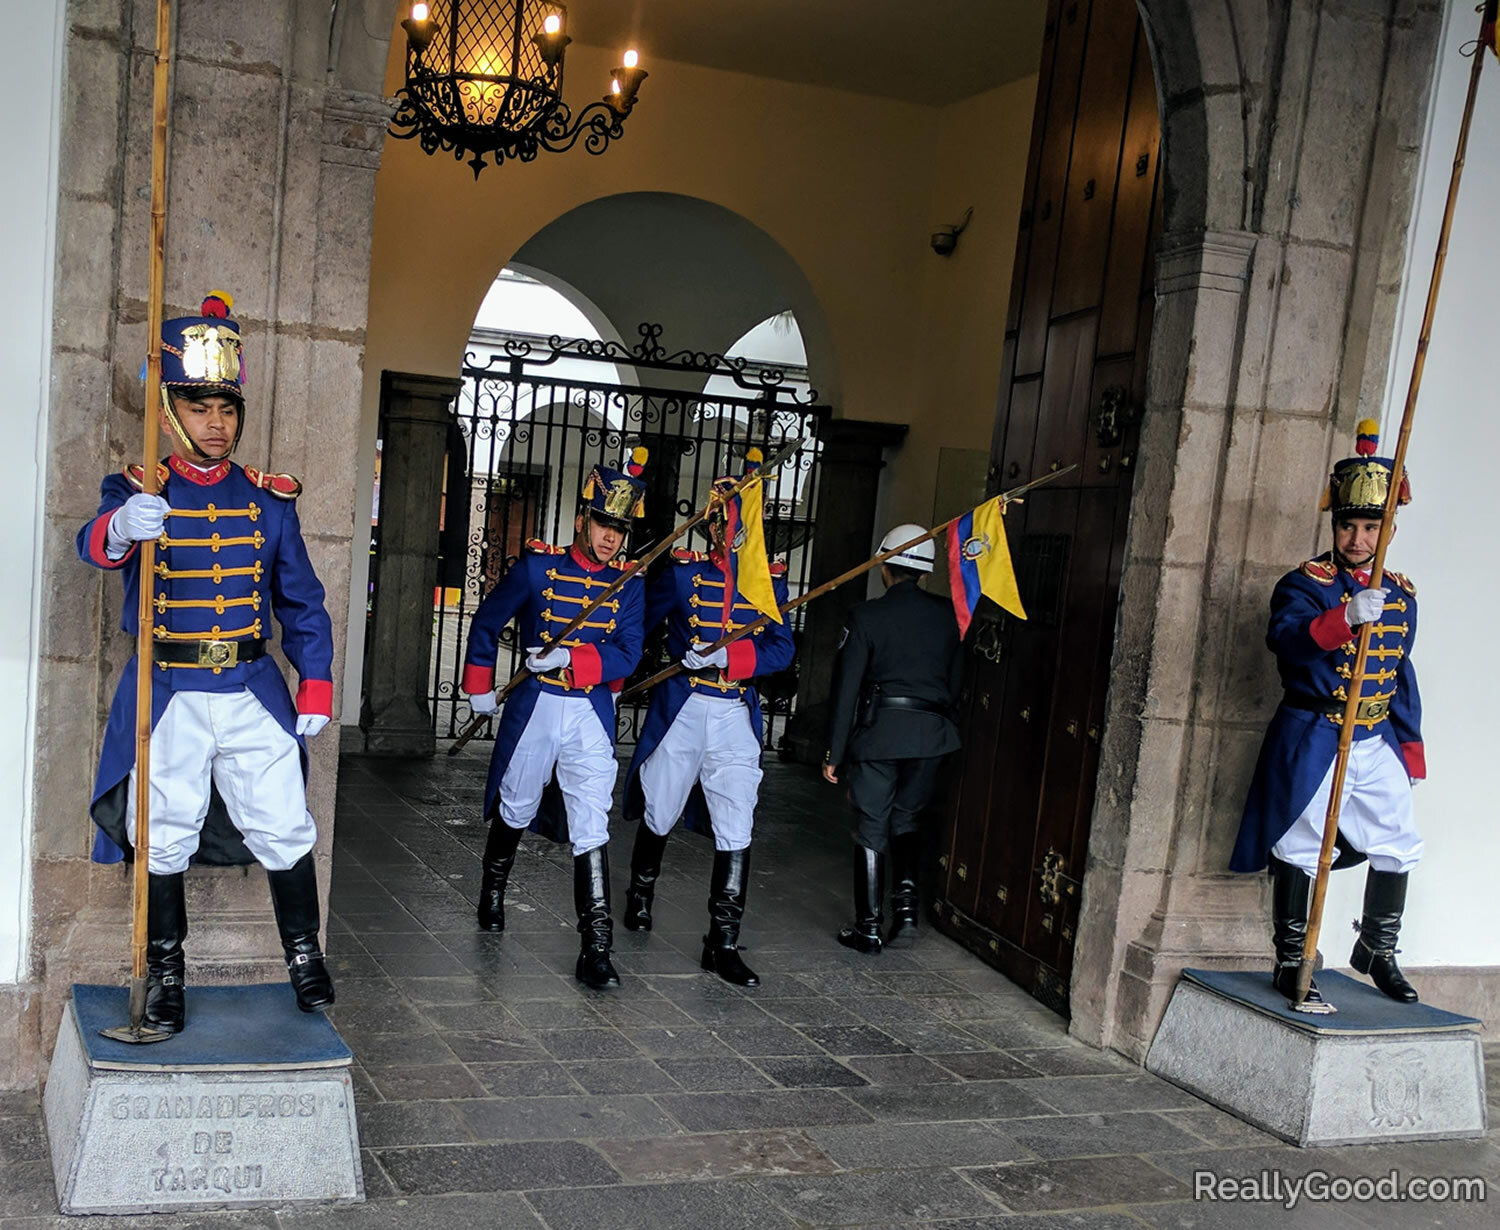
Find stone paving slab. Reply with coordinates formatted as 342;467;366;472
597;1129;839;1182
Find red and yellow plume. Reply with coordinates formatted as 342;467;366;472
202;290;234;318
627;445;648;478
1354;418;1379;457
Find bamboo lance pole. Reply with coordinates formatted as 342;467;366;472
1292;16;1488;1008
619;465;1078;704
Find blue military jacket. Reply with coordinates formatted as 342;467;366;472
1230;554;1423;873
77;456;334;864
623;549;795;834
462;540;645;837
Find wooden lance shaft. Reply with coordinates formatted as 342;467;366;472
619;465;1078;703
447;437;804;754
125;0;172;1038
1292;23;1486;1006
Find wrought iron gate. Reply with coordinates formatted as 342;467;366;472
424;323;828;746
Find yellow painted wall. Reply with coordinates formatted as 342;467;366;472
348;29;1038;707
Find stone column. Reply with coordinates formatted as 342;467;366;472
360;372;462;758
781;418;909;764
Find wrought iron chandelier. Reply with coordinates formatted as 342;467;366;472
390;2;648;178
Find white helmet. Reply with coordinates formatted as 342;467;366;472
878;523;934;572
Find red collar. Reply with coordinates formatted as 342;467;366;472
569;544;607;572
168;455;231;485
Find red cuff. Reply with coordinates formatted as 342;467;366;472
724;639;758;681
87;513;136;569
296;679;333;718
1401;741;1426;780
1309;607;1354;652
462;663;495;695
569;643;603;688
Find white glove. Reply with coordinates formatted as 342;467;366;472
683;642;729;671
525;645;571;673
107;493;171;554
1345;587;1387;627
467;690;498;716
295;714;329;738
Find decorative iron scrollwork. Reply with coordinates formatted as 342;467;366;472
1095;385;1137;448
1039;847;1066;907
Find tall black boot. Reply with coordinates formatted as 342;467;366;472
266;852;336;1013
837;845;885;955
144;872;187;1033
574;846;620;989
1350;868;1419;1003
1269;857;1324;1006
886;832;921;948
701;847;759;987
622;824;670;932
478;821;524;932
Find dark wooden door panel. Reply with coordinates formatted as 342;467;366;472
1050;0;1142;318
1030;314;1099;478
1001;377;1043;487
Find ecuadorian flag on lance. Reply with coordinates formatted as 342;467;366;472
947;495;1025;638
723;448;783;624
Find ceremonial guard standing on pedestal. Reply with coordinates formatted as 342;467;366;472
1232;421;1425;1005
461;453;648;989
78;292;337;1032
621;451;795;987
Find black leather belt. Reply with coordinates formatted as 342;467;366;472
1282;690;1393;723
152;638;267;668
1282;691;1341;715
876;695;952;717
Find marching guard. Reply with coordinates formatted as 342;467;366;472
621;453;795;987
1231;421;1425;1005
77;292;337;1031
461;453;648;988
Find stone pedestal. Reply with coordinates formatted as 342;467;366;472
360;371;463;758
782;417;909;763
44;984;362;1215
1146;969;1487;1147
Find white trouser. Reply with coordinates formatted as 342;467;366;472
639;692;762;851
126;689;316;876
1272;736;1423;875
499;691;614;855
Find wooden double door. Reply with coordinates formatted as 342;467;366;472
934;0;1160;1015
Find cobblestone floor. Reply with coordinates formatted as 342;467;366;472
2;749;1496;1227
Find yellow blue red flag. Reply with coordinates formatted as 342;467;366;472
1485;0;1499;61
721;449;783;624
947;495;1025;637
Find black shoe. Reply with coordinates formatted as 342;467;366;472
836;846;885;955
144;872;187;1033
478;821;524;932
267;852;336;1013
886;832;921;948
574;847;620;989
1350;869;1419;1002
701;847;759;987
1269;857;1323;1006
622;824;670;933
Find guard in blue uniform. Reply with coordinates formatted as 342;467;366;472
77;292;337;1032
620;458;796;987
1232;420;1425;1006
461;452;648;988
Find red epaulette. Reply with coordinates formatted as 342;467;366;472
1384;569;1416;596
1300;558;1337;586
769;560;787;578
242;465;303;500
619;556;643;572
525;538;566;555
672;548;709;563
122;462;170;491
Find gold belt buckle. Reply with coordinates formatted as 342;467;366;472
197;639;238;669
1355;697;1389;722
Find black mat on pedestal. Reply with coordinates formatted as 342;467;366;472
72;983;352;1070
1183;968;1481;1035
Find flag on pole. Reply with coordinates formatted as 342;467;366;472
1484;0;1498;61
720;448;783;624
947;495;1026;638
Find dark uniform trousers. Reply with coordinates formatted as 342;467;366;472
846;758;946;853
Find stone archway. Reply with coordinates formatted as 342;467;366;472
1069;0;1445;1057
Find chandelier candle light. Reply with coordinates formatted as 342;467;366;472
392;1;648;177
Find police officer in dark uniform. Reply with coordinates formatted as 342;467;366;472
823;524;962;953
